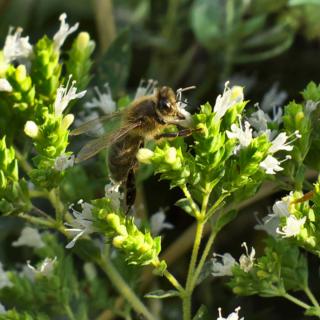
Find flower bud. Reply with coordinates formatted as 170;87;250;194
24;121;39;138
230;86;244;103
16;65;27;82
76;32;90;50
136;148;154;164
113;235;126;248
165;147;177;164
61;114;74;129
107;213;121;229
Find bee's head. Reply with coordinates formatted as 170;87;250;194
155;86;186;121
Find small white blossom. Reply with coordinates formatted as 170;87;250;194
84;83;116;114
0;263;12;289
277;216;306;238
12;226;44;249
269;132;294;153
54;154;75;171
3;27;32;64
54;75;86;116
212;253;237;277
226;121;253;148
214;81;244;120
239;242;255;272
26;257;57;281
105;183;123;210
65;201;96;248
272;199;290;217
135;79;157;99
248;109;269;133
259;155;284;175
217;306;244;320
0;79;12;92
305;100;319;115
260;83;287;112
0;303;5;314
53;13;79;51
150;208;174;236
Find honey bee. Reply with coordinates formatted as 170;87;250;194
71;84;197;212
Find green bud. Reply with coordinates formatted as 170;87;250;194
113;235;126;248
165;147;177;164
15;65;27;82
61;114;74;130
76;32;91;50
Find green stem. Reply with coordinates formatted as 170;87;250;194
64;304;76;320
18;213;55;228
49;187;65;223
283;293;311;310
97;255;156;320
29;190;49;199
191;228;217;290
181;185;200;218
183;220;205;320
206;193;229;219
163;269;184;293
304;286;320;307
14;147;33;173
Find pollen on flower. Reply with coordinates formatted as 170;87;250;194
53;13;79;51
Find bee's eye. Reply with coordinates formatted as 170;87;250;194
159;99;171;110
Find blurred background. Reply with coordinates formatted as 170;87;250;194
1;0;320;319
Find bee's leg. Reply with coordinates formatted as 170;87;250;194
125;168;136;214
155;128;202;139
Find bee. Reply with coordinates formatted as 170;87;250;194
71;84;197;212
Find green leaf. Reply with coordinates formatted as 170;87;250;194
192;305;209;320
144;289;180;299
97;29;131;94
175;198;195;216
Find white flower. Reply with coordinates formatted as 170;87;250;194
248;109;269;133
53;13;79;51
259;155;284;175
239;242;255;272
54;154;75;171
84;83;116;114
135;79;157;99
305;100;319;115
54;75;86;116
0;79;12;92
65;201;96;248
0;263;12;289
12;226;44;249
255;197;291;237
26;257;57;281
211;253;237;277
0;303;5;314
217;306;244;320
173;86;195;128
105;183;123;210
150;208;174;236
214;81;244;120
3;27;32;64
260;83;287;112
277;216;306;238
226;121;253;148
269;132;294;153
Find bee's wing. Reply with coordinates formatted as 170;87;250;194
70;112;122;136
75;121;142;163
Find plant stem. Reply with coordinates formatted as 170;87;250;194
18;213;55;228
183;220;205;320
14;147;32;173
304;286;320;307
49;187;65;223
181;185;200;217
191;228;217;290
163;269;184;293
97;255;157;320
283;293;311;310
64;304;76;320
